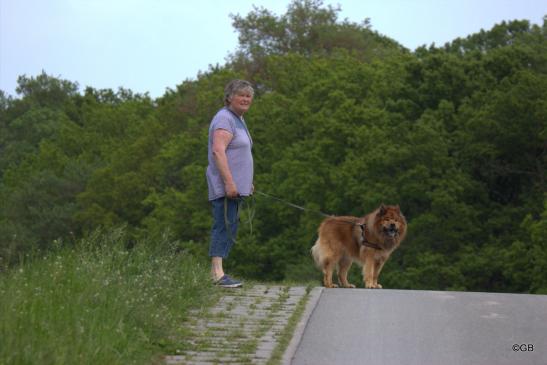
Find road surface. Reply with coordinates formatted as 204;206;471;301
288;289;547;365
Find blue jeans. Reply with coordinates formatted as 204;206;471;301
209;197;240;258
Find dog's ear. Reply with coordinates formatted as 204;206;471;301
379;204;386;215
395;204;401;213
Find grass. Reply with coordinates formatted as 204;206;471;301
267;285;313;365
0;228;218;365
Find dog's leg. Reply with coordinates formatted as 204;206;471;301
337;255;355;288
323;259;338;288
362;250;376;289
372;257;387;289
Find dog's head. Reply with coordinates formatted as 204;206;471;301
376;204;406;243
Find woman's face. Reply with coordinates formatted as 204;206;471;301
229;89;253;116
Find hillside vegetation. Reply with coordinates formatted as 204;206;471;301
0;229;216;364
1;0;546;293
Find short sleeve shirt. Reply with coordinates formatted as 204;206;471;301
206;107;253;200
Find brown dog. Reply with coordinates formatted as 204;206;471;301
311;204;407;289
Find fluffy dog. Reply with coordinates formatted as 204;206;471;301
311;204;407;289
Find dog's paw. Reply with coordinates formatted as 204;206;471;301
343;283;356;288
375;283;383;289
365;282;375;289
324;283;339;288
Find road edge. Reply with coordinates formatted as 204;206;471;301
281;287;324;365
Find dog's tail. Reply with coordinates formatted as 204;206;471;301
311;238;323;268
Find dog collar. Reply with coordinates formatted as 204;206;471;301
357;223;383;250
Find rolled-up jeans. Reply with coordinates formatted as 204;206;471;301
209;197;240;258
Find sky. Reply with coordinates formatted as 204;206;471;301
1;0;545;99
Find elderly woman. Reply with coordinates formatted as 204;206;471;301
206;79;254;288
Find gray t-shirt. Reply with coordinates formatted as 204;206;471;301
206;107;253;200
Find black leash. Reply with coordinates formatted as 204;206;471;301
223;190;382;250
224;195;255;244
224;191;332;245
254;190;333;218
255;190;381;250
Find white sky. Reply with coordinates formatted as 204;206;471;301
1;0;545;98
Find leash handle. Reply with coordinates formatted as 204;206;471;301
224;196;255;244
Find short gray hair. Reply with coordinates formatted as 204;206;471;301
224;79;254;106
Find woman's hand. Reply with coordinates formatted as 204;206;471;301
225;182;239;199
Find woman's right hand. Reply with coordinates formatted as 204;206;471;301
225;182;239;199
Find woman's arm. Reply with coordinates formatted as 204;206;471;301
212;129;239;198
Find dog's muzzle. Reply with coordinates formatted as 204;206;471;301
385;224;398;238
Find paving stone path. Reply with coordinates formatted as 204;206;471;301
164;285;310;365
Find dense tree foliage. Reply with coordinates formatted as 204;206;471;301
1;1;545;293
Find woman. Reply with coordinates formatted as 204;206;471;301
206;79;254;288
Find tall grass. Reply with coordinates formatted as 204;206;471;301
0;228;217;365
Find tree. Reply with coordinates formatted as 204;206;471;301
229;0;403;77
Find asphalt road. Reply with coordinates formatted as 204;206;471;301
289;289;547;365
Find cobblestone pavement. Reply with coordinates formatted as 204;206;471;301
164;285;310;365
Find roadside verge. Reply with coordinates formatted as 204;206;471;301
164;284;322;365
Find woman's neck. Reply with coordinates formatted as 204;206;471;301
227;106;243;118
